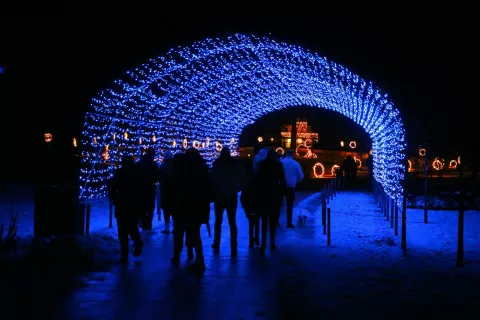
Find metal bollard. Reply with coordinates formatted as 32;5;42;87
327;207;331;246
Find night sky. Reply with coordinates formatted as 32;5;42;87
0;15;475;175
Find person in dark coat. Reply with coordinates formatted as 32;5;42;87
138;147;160;230
255;148;287;253
159;150;175;234
108;156;144;263
171;148;211;272
210;147;246;256
240;174;260;248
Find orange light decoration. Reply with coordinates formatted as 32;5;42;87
275;147;284;155
257;136;263;143
432;157;444;171
182;139;188;148
172;140;176;147
340;141;344;147
124;132;128;140
419;148;426;157
349;141;356;149
112;133;116;140
449;160;458;169
139;138;142;144
297;138;303;144
73;138;77;147
331;164;340;176
270;137;274;141
44;133;53;143
192;140;201;149
457;156;461;164
369;149;373;155
408;160;413;172
215;141;222;152
152;135;156;142
353;156;362;168
93;137;97;144
247;154;251;157
313;162;325;177
305;138;312;147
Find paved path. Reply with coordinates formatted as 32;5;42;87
33;191;480;319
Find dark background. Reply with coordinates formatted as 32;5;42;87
0;14;475;178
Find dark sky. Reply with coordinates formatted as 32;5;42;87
0;14;475;167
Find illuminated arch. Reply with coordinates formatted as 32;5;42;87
79;34;406;200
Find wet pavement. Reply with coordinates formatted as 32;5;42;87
7;190;480;319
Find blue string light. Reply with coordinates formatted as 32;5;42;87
79;33;406;201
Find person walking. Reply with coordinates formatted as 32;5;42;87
281;149;304;228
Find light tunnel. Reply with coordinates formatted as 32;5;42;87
79;33;406;201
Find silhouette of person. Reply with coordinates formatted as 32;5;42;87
210;147;246;256
108;156;144;263
171;148;210;272
281;149;304;228
253;148;267;173
159;150;175;234
138;148;160;230
255;148;287;253
240;173;260;248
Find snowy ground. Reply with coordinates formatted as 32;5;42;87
2;183;479;319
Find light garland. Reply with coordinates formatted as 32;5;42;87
353;156;362;168
449;160;458;169
432;157;444;171
79;34;406;200
349;141;356;149
331;164;340;176
419;148;426;157
313;162;325;177
44;133;52;143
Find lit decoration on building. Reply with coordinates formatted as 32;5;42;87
419;148;426;157
449;160;458;169
281;120;319;143
79;34;406;200
313;162;325;177
73;138;77;147
353;156;362;168
304;138;312;147
432;157;444;171
295;144;317;158
340;141;344;147
275;147;284;155
349;141;356;149
44;133;52;143
331;164;340;176
257;136;263;143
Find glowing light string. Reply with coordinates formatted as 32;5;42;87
80;33;406;200
313;162;325;177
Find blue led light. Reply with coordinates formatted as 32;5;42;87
79;34;406;201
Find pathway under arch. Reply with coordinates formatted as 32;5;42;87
79;34;405;200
